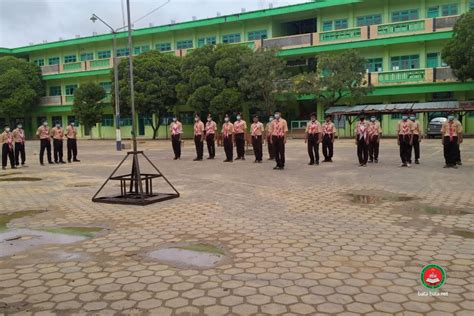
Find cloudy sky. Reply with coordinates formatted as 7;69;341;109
0;0;308;48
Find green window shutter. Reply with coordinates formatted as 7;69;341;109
426;53;439;68
322;21;333;31
356;14;382;27
222;33;241;44
427;6;439;18
156;43;172;52
248;30;267;40
206;36;216;45
470;1;474;11
392;9;419;22
366;58;383;72
64;55;77;63
441;4;458;16
98;50;111;59
102;114;114;127
334;19;348;30
116;48;130;57
176;40;193;49
48;57;60;65
80;53;94;61
34;59;45;66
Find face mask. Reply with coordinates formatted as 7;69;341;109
207;118;211;122
172;118;177;122
269;117;274;122
448;116;454;121
5;128;10;132
43;122;48;126
402;116;408;121
71;122;75;126
224;118;229;122
17;125;23;129
274;114;280;119
311;118;316;122
410;116;416;121
56;124;60;128
370;118;376;122
236;116;241;120
194;117;199;122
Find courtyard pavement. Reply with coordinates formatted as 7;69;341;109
0;138;473;315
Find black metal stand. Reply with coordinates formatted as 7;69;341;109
92;151;179;206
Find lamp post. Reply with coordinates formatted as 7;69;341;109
90;14;122;151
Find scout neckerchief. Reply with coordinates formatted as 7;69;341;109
234;120;244;133
194;121;202;135
357;121;367;140
448;121;455;141
308;121;318;134
18;129;25;144
369;122;378;137
252;122;260;137
274;119;283;136
7;132;13;151
206;121;214;134
171;122;180;135
223;122;231;138
323;122;333;134
401;121;410;139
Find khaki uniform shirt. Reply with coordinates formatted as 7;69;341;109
411;120;422;135
205;120;217;135
271;118;288;137
322;121;337;136
221;122;234;138
396;120;412;136
170;121;182;135
50;127;64;140
355;121;369;140
441;120;462;137
368;120;382;137
250;122;264;137
0;131;14;148
305;120;321;135
66;125;77;139
233;120;247;134
193;121;205;136
265;122;273;138
12;128;25;143
36;126;50;139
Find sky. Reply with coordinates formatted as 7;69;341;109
0;0;308;48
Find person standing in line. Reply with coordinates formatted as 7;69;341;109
0;125;15;170
355;113;369;167
250;115;264;163
409;113;422;164
222;114;234;162
50;122;66;164
205;114;217;159
233;113;247;160
441;113;462;169
36;121;53;166
271;111;288;170
66;121;80;163
368;115;382;163
322;114;336;162
396;113;413;167
193;114;205;161
170;117;182;160
304;112;321;165
12;123;26;166
265;116;275;160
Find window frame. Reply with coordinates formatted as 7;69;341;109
366;58;384;73
102;114;114;127
97;50;111;59
222;33;241;44
390;55;420;70
427;6;440;18
116;48;130;57
248;30;268;40
64;55;77;63
334;19;348;30
356;14;382;27
80;52;94;61
65;84;78;96
49;86;62;96
322;20;333;32
441;3;458;16
48;57;60;65
176;39;193;49
34;59;45;66
391;9;419;22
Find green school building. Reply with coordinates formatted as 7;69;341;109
1;0;474;138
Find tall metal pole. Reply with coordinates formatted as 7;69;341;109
112;33;122;151
125;0;137;152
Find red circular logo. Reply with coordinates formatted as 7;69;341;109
421;264;446;289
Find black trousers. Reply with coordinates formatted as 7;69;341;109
444;136;459;166
399;135;411;164
322;134;333;161
14;142;25;165
272;136;285;168
53;139;64;163
67;138;78;162
39;139;52;164
223;136;233;161
194;135;204;159
206;134;215;158
235;133;245;158
456;144;461;163
171;134;181;158
307;134;320;163
267;136;274;159
357;138;368;165
411;134;420;161
368;135;379;161
2;144;14;168
252;135;263;161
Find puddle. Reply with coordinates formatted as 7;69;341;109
0;172;22;177
0;177;42;182
348;192;416;204
39;226;104;237
451;230;474;239
0;210;47;231
148;243;226;268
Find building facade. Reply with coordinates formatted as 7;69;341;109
1;0;473;138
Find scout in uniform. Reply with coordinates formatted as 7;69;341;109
36;121;53;165
368;115;382;163
193;114;205;161
322;114;336;162
409;113;422;164
250;115;264;163
233;113;247;160
271;111;288;170
355;113;369;167
221;114;234;162
265;116;275;160
1;125;15;170
396;113;413;167
205;114;217;159
12;123;26;166
50;122;66;164
441;114;463;169
455;117;462;166
170;117;182;160
304;112;322;165
66;121;80;163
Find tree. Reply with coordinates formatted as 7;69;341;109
0;56;43;124
239;48;289;115
73;82;106;136
442;11;474;81
291;50;370;111
116;51;181;139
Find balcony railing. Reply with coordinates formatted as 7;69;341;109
40;95;62;106
375;68;433;85
63;61;84;72
41;64;60;75
263;33;312;49
64;95;75;104
89;58;111;69
378;20;425;35
434;15;460;30
319;27;362;42
435;67;457;82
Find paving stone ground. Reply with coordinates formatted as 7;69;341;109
0;138;473;316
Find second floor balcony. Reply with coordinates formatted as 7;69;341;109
39;93;112;106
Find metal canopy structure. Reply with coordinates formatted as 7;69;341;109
326;101;474;116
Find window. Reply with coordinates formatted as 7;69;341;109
99;82;112;93
248;30;268;40
98;50;111;59
334;19;348;30
391;55;420;70
366;58;383;72
120;117;133;126
356;14;382;26
470;0;474;11
48;57;60;65
197;38;206;48
391;113;402;119
222;33;241;44
441;4;458;16
427;6;439;18
134;45;150;55
176;40;193;49
156;42;172;52
49;86;61;96
322;21;333;32
206;36;217;45
102;114;114;127
34;59;45;66
391;9;419;22
426;53;439;68
116;48;130;57
80;52;94;61
65;84;78;95
64;55;77;63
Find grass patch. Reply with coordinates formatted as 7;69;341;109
177;243;224;255
0;210;47;231
0;177;42;182
40;227;103;237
